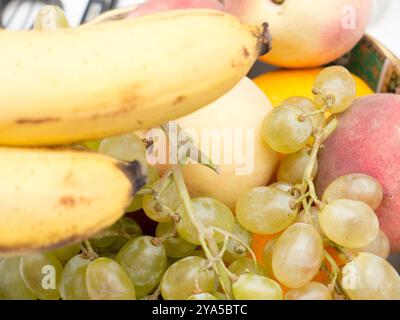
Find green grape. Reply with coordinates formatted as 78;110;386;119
34;5;69;30
160;256;215;300
341;253;400;300
322;174;383;210
262;238;277;278
272;223;324;289
228;257;263;277
99;132;147;165
191;249;206;259
232;274;282;300
285;282;332;300
176;197;235;245
51;244;81;264
350;230;391;259
277;147;318;184
142;178;180;222
60;255;90;300
222;221;252;263
90;237;115;251
295;207;324;237
81;139;101;151
116;236;167;298
261;104;313;154
0;258;36;300
187;293;218;300
91;217;142;253
86;257;135;300
212;291;228;300
118;216;143;236
107;217;143;252
269;181;294;193
318;199;379;248
155;222;196;258
126;166;160;213
20;253;63;300
283;97;323;129
313;66;356;114
236;187;297;235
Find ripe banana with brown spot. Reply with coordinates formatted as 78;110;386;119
0;9;269;146
0;147;145;255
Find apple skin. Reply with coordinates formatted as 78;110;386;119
128;0;224;18
224;0;373;68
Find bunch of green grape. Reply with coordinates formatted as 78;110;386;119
1;66;400;301
248;66;399;300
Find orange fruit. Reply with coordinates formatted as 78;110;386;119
251;233;279;264
254;68;374;107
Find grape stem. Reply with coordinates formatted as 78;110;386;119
323;250;349;298
297;92;337;219
171;164;233;298
147;284;161;300
80;240;99;261
211;226;258;270
161;122;234;298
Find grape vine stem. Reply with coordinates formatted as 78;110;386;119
171;164;233;298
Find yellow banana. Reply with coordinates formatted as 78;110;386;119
0;9;269;146
0;147;145;255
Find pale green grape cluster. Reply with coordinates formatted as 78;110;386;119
232;274;282;300
142;177;181;222
285;282;332;300
277;147;318;184
313;66;357;114
236;186;297;235
160;256;216;300
272;223;324;288
90;216;142;255
155;222;196;258
261;104;313;154
318;199;379;249
222;221;252;263
85;258;136;300
253;67;400;300
341;253;400;300
228;257;263;277
116;236;167;298
176;197;235;245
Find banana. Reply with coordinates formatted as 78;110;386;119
0;147;145;255
0;9;269;146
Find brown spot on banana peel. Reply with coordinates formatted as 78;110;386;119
258;22;272;56
174;95;186;105
243;46;250;58
118;160;147;195
59;196;76;208
16;117;60;124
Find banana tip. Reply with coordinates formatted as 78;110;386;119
118;160;147;194
259;22;272;56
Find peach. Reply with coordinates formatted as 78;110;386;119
315;94;400;251
223;0;373;68
128;0;224;17
146;77;278;210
